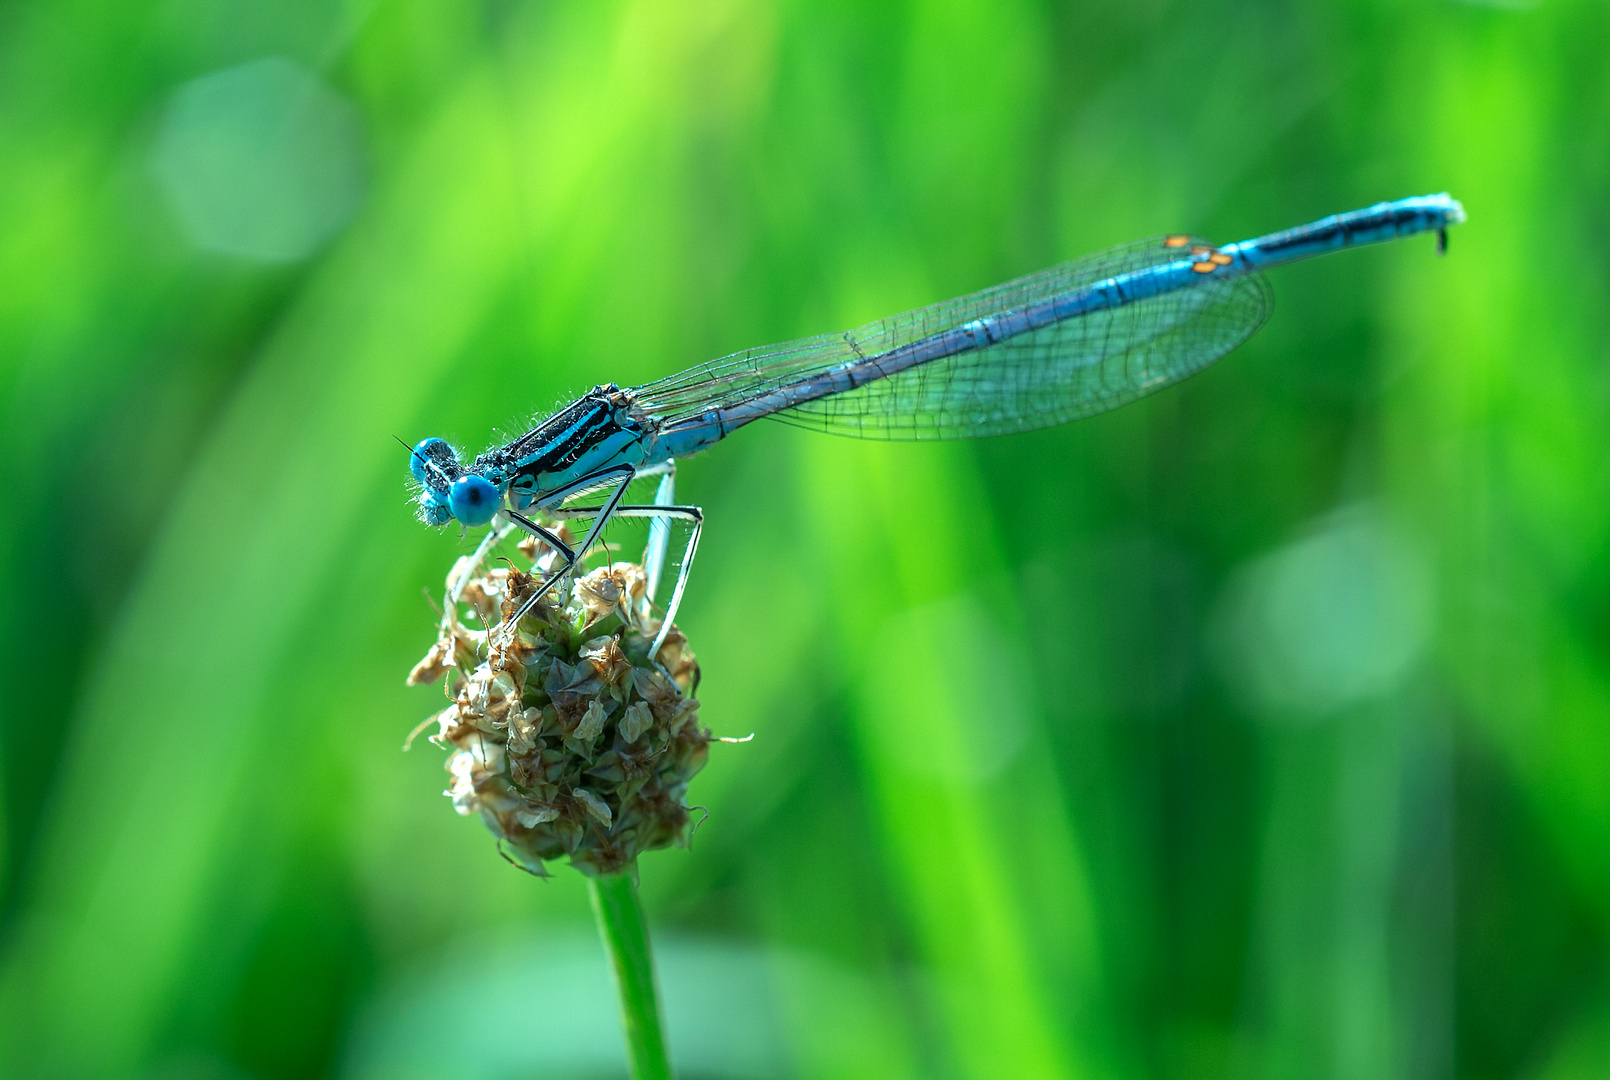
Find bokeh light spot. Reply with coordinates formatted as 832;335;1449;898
150;56;365;262
1212;504;1433;718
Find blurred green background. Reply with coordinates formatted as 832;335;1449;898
1;0;1606;1078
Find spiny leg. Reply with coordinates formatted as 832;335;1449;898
557;464;636;571
505;510;577;571
555;502;702;658
497;509;578;637
495;465;637;641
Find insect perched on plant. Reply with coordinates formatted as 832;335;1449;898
409;193;1465;651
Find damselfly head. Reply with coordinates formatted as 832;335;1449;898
410;436;499;527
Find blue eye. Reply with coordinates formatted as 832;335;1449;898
448;474;500;526
410;436;453;483
417;490;452;526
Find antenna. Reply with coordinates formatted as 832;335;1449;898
397;434;455;487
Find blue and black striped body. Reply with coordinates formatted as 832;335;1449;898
412;193;1463;526
1230;194;1459;268
473;384;654;508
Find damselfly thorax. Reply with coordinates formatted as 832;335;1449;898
479;385;657;502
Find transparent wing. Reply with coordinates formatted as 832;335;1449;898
633;237;1272;440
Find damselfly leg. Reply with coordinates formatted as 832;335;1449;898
556;501;704;658
496;464;639;640
643;463;678;600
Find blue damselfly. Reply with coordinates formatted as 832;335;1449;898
411;193;1465;653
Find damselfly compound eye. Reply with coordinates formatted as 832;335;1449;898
448;474;499;526
419;490;452;526
410;436;454;483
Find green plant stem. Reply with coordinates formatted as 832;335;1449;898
589;871;673;1080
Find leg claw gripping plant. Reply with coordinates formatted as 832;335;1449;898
408;521;711;1079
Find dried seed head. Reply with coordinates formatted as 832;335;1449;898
408;522;713;877
573;563;648;625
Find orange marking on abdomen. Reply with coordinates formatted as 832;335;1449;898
1163;235;1190;248
1210;252;1232;266
1191;261;1217;273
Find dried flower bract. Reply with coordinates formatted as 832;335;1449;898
408;523;710;877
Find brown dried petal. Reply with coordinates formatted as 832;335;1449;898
580;636;632;688
633;621;698;689
407;636;455;686
573;700;607;745
446;747;500;815
515;805;560;828
619;701;653;744
632;668;683;714
430;704;464;746
667;697;700;735
571;569;621;624
508;707;542;755
573;563;648;626
573;788;613;826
